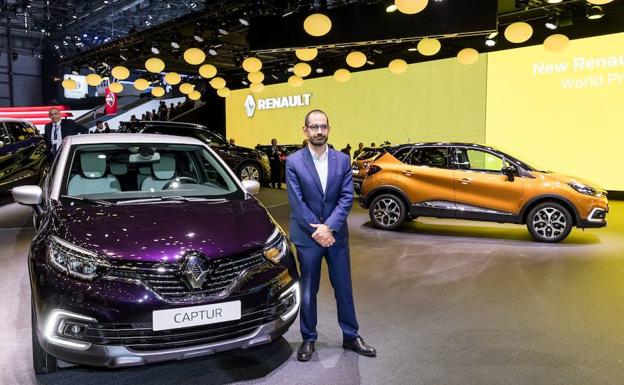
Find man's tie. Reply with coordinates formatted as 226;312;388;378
52;124;59;153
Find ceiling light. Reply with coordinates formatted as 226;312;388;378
315;68;324;73
386;4;398;12
151;43;160;55
303;13;332;37
408;47;418;52
587;5;604;19
194;26;204;42
242;80;248;85
504;22;533;43
545;14;559;30
208;49;217;56
485;34;497;47
546;0;562;3
283;11;294;17
239;18;249;26
218;28;228;35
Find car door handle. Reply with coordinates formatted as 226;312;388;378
402;170;413;176
457;178;472;185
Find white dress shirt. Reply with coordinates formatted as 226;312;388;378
308;144;329;194
51;122;62;152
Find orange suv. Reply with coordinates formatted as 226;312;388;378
358;143;609;242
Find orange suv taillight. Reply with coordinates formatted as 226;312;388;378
367;165;382;176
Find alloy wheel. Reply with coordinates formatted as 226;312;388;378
373;198;401;227
240;165;260;181
532;207;567;240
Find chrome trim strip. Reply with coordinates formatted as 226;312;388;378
587;207;607;223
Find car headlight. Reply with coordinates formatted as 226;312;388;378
263;227;289;264
568;182;601;197
48;236;111;280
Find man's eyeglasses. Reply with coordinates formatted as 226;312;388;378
306;124;329;132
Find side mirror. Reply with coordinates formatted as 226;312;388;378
241;179;260;195
502;166;517;182
13;185;43;205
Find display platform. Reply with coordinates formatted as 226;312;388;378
1;189;623;385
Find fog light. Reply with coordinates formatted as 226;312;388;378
279;282;300;321
62;323;86;338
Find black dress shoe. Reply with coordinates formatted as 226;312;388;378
297;341;315;362
343;337;377;357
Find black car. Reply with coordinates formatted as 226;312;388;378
0;119;49;198
118;121;271;183
255;144;302;182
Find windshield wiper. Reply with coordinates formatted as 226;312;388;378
116;196;227;205
161;195;228;203
60;195;113;206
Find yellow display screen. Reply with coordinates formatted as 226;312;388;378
226;56;488;151
486;32;624;191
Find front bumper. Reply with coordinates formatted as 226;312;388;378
578;206;609;228
39;306;296;368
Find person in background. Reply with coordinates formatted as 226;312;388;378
130;115;138;123
341;144;352;158
151;109;157;121
353;143;364;159
370;142;376;148
43;107;88;157
287;109;377;362
104;122;111;133
269;138;282;189
302;139;308;148
167;103;175;120
93;120;105;134
229;138;236;146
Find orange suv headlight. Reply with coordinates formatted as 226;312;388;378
567;182;604;197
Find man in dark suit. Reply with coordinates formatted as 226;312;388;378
286;109;376;362
269;138;282;189
43;107;88;158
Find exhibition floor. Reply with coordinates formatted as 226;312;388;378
1;189;624;385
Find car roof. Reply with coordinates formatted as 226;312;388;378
394;142;498;151
123;121;208;130
0;118;33;123
66;133;206;146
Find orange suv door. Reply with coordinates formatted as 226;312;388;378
395;146;456;213
452;147;524;218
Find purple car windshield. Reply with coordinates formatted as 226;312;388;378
59;143;243;203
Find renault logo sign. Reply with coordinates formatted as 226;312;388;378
244;93;312;118
182;252;214;290
244;94;256;118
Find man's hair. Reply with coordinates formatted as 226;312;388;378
304;109;329;127
48;107;60;113
96;120;102;124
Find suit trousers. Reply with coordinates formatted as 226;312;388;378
296;242;359;342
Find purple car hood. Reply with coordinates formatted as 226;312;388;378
53;199;275;263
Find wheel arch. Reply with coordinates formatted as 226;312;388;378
520;195;580;226
364;186;411;211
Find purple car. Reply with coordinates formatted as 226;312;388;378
12;133;300;374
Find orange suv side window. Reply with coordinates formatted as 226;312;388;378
456;148;509;173
404;147;449;169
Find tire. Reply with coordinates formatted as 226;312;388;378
369;193;407;230
32;299;58;374
526;202;573;243
238;162;262;182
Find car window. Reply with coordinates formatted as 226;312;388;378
60;143;242;202
0;125;11;145
392;147;413;163
456;148;509;172
404;147;449;168
5;122;35;141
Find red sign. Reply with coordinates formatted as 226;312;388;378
104;88;117;115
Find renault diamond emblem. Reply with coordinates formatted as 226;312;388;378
244;94;256;118
182;253;213;290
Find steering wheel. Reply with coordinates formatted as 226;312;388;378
163;177;200;190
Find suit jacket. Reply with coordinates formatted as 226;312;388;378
43;119;88;154
286;147;354;247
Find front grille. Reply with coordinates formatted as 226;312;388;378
82;301;289;351
106;250;268;301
